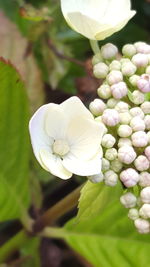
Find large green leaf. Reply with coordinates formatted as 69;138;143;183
0;59;30;221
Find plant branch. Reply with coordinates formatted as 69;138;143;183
89;40;100;55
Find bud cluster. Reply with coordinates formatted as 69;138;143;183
90;42;150;234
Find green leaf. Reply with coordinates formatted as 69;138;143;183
20;237;41;267
0;58;30;221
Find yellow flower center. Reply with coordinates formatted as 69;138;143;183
52;139;70;157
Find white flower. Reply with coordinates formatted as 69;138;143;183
29;97;104;179
88;172;104;183
111;82;128;99
134;155;149;172
101;134;116;148
101;43;118;59
130;116;145;132
120;192;137;208
104;170;118;187
131;131;148;147
89;98;106;116
117;125;132;138
93;62;109;78
140;187;150;204
128;208;139;220
122;44;136;58
118;145;136;164
97;84;112;99
139;204;150;219
120;168;139;188
139;172;150;187
132;53;148;68
60;0;136;40
102;108;120;126
134;218;150;234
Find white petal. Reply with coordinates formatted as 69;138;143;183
66;117;104;160
63;150;102;176
40;149;72;180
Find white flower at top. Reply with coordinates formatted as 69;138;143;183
29;97;104;180
60;0;136;40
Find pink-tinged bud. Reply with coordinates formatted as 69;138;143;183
109;60;121;71
140;187;150;204
89;99;106;116
117;125;132;138
137;74;150;93
134;155;149;171
134;42;150;54
119;112;132;124
122;44;136;58
130;116;145;132
102;134;116;148
111;82;128;99
107;98;119;108
120;192;137;208
121;62;137;76
139;204;150;219
106;70;123;85
118;138;132;148
132;53;148;68
130;107;144;119
146;66;150;75
115;101;129;113
88;173;104;184
134;218;150;234
104;170;118;187
147;131;150;144
101;43;118;60
144;115;150;130
97;84;111;99
145;146;150;161
128;208;139;220
132;90;145;105
131;131;148;147
105;148;117;161
93;62;109;79
102;109;120;126
118;146;136;164
102;158;110;172
129;74;140;86
120;168;139;187
139;172;150;187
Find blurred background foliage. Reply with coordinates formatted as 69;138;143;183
0;0;150;266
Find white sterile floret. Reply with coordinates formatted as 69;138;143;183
129;74;140;86
130;116;145;131
102;134;116;148
139;204;150;219
132;53;148;68
111;82;128;99
102;109;120;126
89;99;106;116
120;168;139;187
117;125;132;138
118;138;132;148
88;172;104;184
131;131;148;147
146;66;150;75
128;208;139;220
104;170;118;187
120;192;137;208
141;101;150;114
29;96;105;179
134;155;149;171
106;70;123;85
118;145;136;164
109;60;121;71
140;187;150;204
105;148;117;161
144;146;150;161
93;62;109;79
115;101;129;113
102;158;110;172
144;115;150;130
97;84;111;99
147;131;150;144
137;74;150;93
122;44;136;58
130;107;144;119
101;43;118;60
134;218;150;234
107;98;119;108
132;90;145;105
92;53;103;65
121;62;137;76
139;172;150;187
119;112;132;124
110;158;123;173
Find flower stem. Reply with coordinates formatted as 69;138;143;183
89;40;100;55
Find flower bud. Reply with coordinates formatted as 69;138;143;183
120;168;139;187
135;42;150;54
118;138;132;148
105;148;117;161
111;82;128;99
121;62;137;76
102;109;120;126
120;192;137;208
101;43;118;60
147;131;150;144
104;170;118;187
122;44;136;58
117;125;132;138
110;158;123;173
144;146;150;161
134;218;150;234
129;74;140;86
118;146;136;164
106;70;123;85
140;187;150;204
107;98;119;108
131;131;148;147
119;112;132;124
92;53;103;65
137;74;150;93
88;172;104;184
132;53;148;68
89;99;106;116
130;116;145;132
144;115;150;130
128;208;139;220
139;172;150;187
115;101;129;113
139;204;150;219
120;58;130;64
97;84;111;99
130;107;144;119
102;134;116;148
146;66;150;75
102;158;110;172
141;101;150;114
132;90;145;105
109;60;121;71
93;62;109;79
134;155;149;171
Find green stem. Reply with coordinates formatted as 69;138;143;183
89;40;100;55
